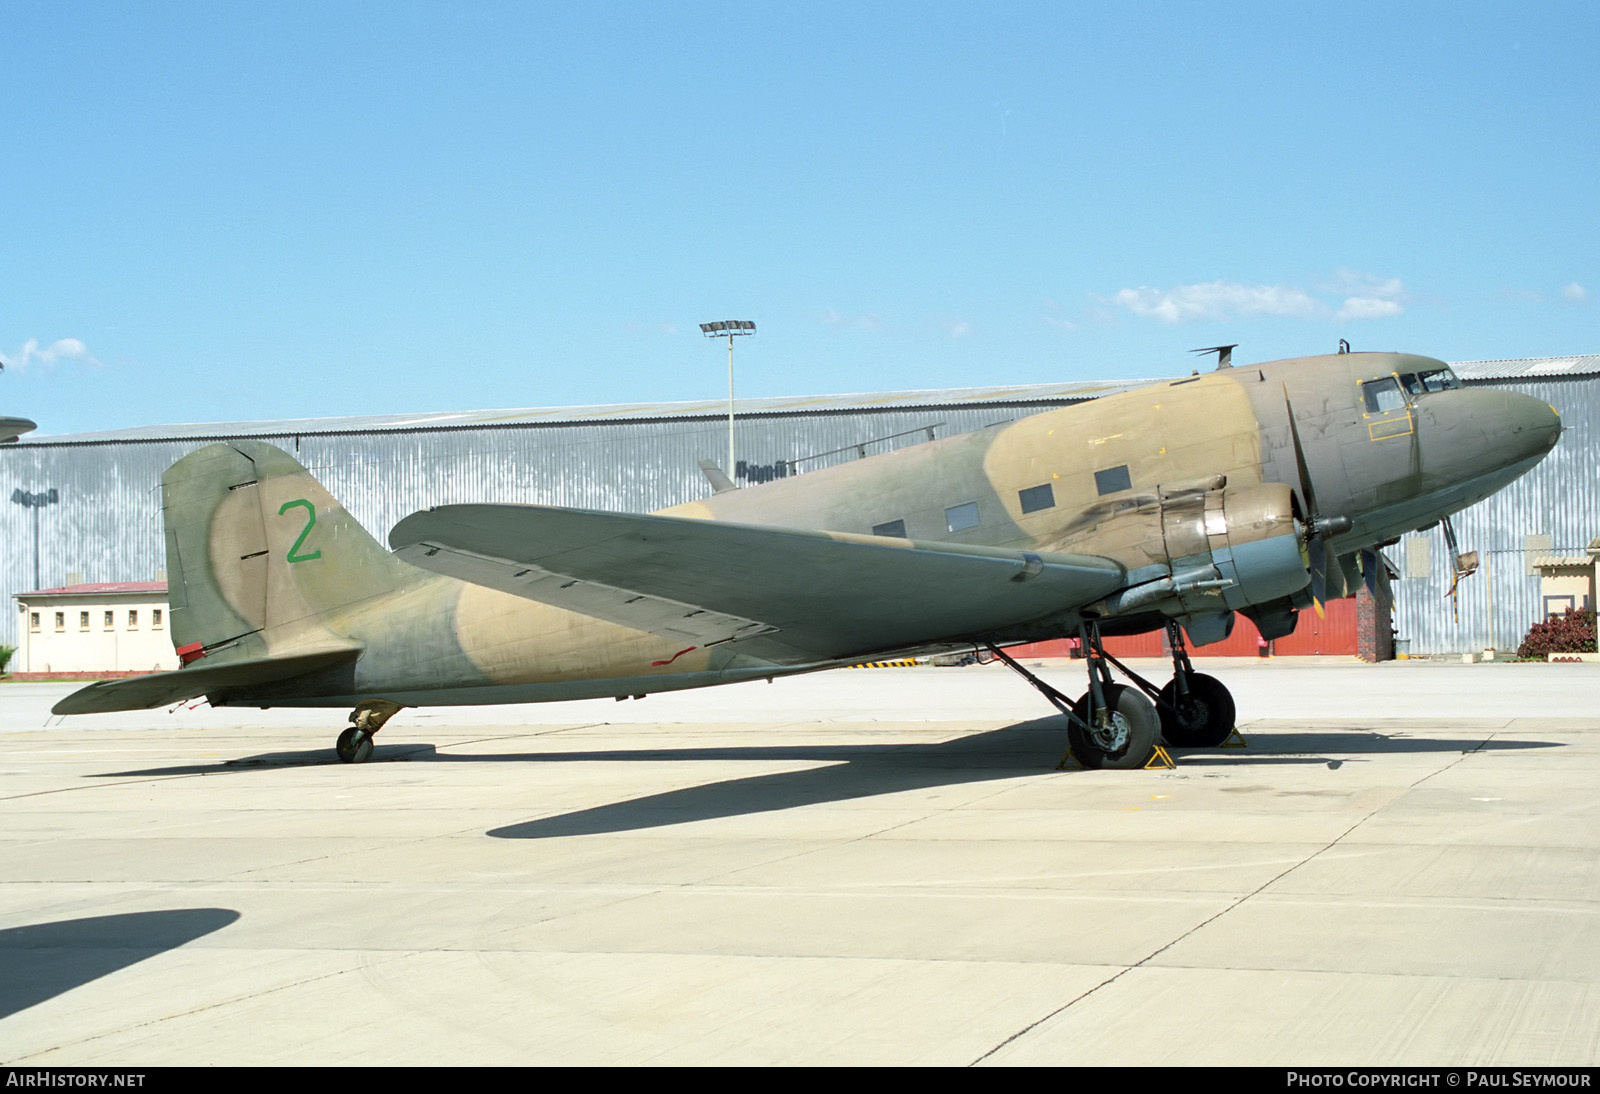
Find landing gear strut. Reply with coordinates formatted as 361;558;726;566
336;699;402;763
1155;621;1236;748
987;623;1160;769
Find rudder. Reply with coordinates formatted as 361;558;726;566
163;441;415;658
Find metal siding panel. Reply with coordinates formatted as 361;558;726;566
6;375;1595;657
0;407;1018;647
1392;377;1599;654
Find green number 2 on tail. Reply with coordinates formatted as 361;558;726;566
278;499;323;562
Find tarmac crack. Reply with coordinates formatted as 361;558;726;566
967;734;1500;1065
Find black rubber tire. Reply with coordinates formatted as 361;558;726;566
336;727;374;764
1157;673;1236;748
1068;683;1161;770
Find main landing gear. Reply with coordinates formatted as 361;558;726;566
1154;621;1236;748
987;619;1238;767
336;699;403;763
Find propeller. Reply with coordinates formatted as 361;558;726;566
1283;386;1351;618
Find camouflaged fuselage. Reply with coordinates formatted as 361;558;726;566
164;351;1559;709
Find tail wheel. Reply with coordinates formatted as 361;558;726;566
1157;673;1236;747
1068;684;1160;769
336;727;375;764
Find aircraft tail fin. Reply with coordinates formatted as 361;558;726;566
162;441;416;660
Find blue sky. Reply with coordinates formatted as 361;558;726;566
3;0;1596;435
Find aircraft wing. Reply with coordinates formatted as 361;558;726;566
389;504;1125;660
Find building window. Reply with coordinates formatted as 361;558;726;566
1544;595;1577;619
1094;465;1132;496
104;611;114;630
1019;483;1055;514
872;519;907;538
945;502;980;532
128;610;138;629
30;612;40;632
153;609;163;628
79;611;90;631
55;612;65;632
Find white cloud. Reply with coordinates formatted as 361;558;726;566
1322;269;1405;300
0;337;102;371
1113;281;1326;323
1337;296;1405;320
1109;272;1408;324
821;308;883;332
939;318;972;338
1563;282;1589;304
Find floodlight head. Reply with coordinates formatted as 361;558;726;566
700;319;756;338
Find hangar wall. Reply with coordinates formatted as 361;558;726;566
1390;364;1600;654
0;396;1093;648
3;358;1594;655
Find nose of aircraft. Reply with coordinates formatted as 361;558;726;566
1491;389;1562;463
1420;388;1561;484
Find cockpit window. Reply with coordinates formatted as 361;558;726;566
1398;373;1423;395
1362;377;1406;414
1417;368;1460;392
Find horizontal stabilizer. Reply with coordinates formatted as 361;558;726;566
52;647;361;715
389;504;1126;660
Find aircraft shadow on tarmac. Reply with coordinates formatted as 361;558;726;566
0;908;240;1020
90;717;1559;838
484;723;1558;839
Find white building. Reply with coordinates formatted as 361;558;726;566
12;582;178;674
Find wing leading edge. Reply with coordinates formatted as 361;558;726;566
389;504;1125;661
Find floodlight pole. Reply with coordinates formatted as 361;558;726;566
10;488;60;591
699;320;756;483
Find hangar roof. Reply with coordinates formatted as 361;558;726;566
19;377;1148;445
1454;354;1600;380
17;354;1595;446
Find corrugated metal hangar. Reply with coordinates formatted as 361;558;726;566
3;355;1595;656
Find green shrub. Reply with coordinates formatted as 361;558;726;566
0;645;12;674
1517;608;1598;660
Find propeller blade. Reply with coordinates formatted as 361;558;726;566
1309;540;1327;619
1282;386;1319;518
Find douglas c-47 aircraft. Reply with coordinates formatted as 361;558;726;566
55;349;1561;769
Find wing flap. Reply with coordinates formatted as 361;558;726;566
390;504;1125;659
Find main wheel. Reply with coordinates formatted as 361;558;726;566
1157;673;1236;747
1068;684;1160;770
336;727;374;764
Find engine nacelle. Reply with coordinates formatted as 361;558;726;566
1075;479;1309;633
1159;480;1307;613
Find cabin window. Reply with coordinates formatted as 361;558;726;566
872;519;907;538
1094;465;1132;496
945;502;980;532
1361;377;1406;414
1018;483;1055;514
79;611;90;631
